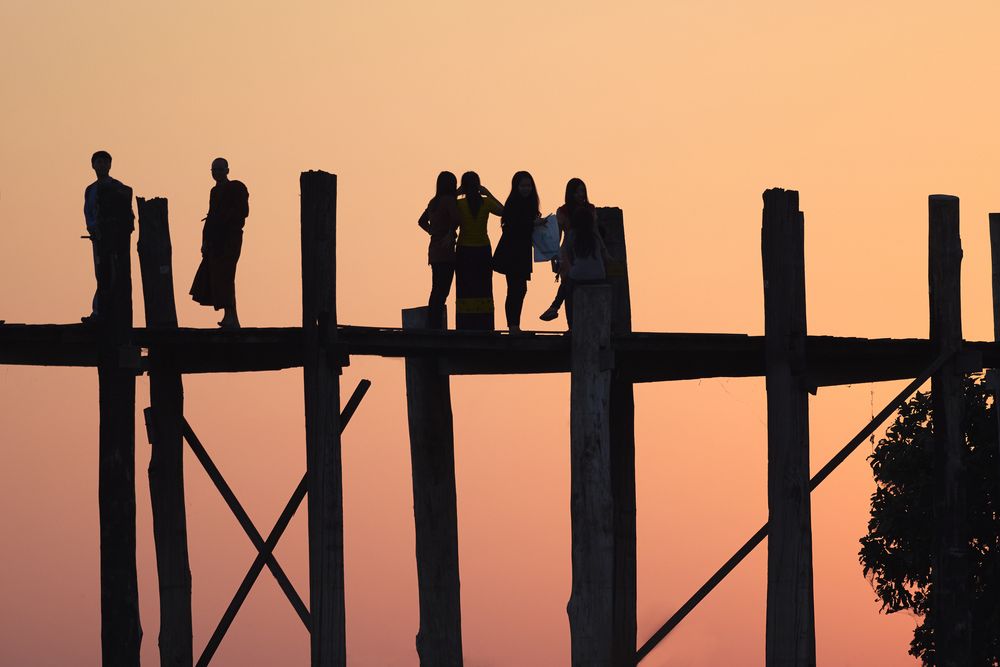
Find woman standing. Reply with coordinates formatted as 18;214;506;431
539;177;597;322
492;171;542;332
417;171;460;329
455;171;503;330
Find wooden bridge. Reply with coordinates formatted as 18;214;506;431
0;174;991;666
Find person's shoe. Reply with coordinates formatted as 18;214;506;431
539;307;559;322
81;313;99;325
509;324;522;335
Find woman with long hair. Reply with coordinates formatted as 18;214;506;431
417;171;460;328
562;205;611;327
492;171;542;332
539;177;597;322
454;171;503;330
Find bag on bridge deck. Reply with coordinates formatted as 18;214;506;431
532;214;560;262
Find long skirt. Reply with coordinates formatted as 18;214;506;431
455;245;494;330
191;232;243;310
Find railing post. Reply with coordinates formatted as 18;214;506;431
761;188;815;667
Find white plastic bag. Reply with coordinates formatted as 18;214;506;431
532;214;560;262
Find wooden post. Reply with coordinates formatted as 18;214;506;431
988;212;1000;617
568;284;615;666
301;170;346;666
402;306;463;666
98;187;142;664
929;194;970;666
761;188;815;667
137;197;192;666
598;208;636;665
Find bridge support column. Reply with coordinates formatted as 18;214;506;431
929;194;970;666
761;188;815;667
568;283;615;666
301;170;346;666
403;306;464;666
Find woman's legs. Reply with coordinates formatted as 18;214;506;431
427;262;454;329
539;280;568;321
505;275;528;331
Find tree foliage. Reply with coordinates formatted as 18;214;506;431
860;375;1000;665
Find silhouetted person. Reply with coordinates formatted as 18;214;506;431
417;171;461;329
455;171;503;330
539;177;596;323
492;171;542;332
82;150;135;324
562;205;611;328
190;157;249;328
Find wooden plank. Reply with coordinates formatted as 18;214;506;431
403;307;464;666
761;188;815;666
301;170;346;666
929;194;971;666
599;207;636;666
137;196;192;666
98;198;141;665
568;284;615;665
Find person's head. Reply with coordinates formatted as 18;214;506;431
91;151;112;178
459;171;481;198
564;177;589;209
503;171;540;220
435;171;457;200
514;171;535;199
211;157;230;183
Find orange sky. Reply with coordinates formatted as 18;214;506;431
3;1;1000;664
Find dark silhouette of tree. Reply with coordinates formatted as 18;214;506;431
860;375;1000;665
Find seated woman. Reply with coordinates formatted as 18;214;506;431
454;171;503;330
539;177;596;322
562;205;612;328
492;171;543;332
417;171;460;329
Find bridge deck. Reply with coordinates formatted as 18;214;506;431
0;323;993;386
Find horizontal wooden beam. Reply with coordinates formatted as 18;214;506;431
1;322;998;385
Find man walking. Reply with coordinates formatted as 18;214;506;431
83;150;134;324
190;157;249;329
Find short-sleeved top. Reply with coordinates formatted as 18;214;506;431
456;195;503;247
422;197;461;264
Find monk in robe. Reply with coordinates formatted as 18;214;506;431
82;150;134;324
190;157;249;328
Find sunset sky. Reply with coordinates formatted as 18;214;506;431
3;1;1000;664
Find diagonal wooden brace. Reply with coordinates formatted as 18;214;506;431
192;379;372;667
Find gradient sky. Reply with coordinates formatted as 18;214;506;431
3;1;1000;665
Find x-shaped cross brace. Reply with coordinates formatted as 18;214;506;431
182;379;372;666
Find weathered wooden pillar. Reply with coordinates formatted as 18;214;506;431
568;283;615;666
402;306;463;666
98;189;142;664
988;212;1000;604
301;170;346;666
929;194;970;666
761;188;815;667
137;196;192;666
598;207;636;666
